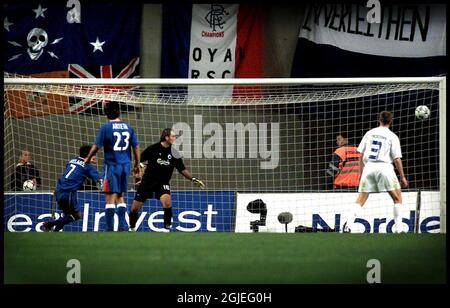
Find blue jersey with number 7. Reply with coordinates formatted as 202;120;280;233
95;120;139;165
56;157;101;192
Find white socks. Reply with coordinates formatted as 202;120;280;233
344;203;363;231
344;203;404;232
393;203;402;224
353;203;363;217
393;203;403;231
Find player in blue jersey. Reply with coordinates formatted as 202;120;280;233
42;145;102;232
84;101;140;231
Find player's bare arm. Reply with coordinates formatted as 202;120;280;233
85;144;99;164
393;158;408;188
181;169;205;189
180;168;193;180
132;144;141;176
358;154;365;176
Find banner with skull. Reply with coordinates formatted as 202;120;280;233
4;2;142;116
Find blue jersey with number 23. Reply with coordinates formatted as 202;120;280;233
95;120;139;165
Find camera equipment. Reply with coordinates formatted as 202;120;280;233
246;199;267;232
278;212;293;233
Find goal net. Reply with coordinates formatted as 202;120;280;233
3;74;446;233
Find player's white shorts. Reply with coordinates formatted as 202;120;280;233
358;162;401;193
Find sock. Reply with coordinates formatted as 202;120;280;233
394;203;402;226
53;214;75;232
105;204;116;231
345;204;362;231
354;203;363;217
129;210;139;228
163;207;172;227
117;203;127;230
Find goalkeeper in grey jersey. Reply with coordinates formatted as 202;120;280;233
129;128;205;231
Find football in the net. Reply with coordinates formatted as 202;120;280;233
23;179;36;191
415;105;430;120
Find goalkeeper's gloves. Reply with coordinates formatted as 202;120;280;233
192;177;205;189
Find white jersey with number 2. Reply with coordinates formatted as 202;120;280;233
357;126;402;164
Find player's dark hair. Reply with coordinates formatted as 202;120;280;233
79;145;92;158
379;111;393;125
336;132;348;140
103;101;120;120
160;128;173;142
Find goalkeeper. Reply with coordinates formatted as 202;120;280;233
129;128;205;232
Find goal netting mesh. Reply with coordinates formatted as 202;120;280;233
3;74;446;233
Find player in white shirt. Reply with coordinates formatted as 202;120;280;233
342;111;409;233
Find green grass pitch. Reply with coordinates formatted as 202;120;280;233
4;233;446;284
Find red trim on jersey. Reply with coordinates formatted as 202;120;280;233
102;178;110;192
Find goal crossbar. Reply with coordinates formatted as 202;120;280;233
4;76;446;86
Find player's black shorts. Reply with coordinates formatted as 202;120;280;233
134;179;171;202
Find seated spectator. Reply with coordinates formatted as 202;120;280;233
10;149;42;191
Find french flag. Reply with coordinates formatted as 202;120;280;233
161;3;262;95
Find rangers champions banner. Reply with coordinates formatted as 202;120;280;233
161;3;262;82
291;3;446;77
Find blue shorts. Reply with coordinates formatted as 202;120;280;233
102;163;130;194
56;190;80;213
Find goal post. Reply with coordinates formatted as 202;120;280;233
439;77;446;234
3;75;446;233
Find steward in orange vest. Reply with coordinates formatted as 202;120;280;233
326;133;361;190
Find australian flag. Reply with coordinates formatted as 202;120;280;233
4;2;142;114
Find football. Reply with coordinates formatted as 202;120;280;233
23;179;36;191
415;105;430;120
